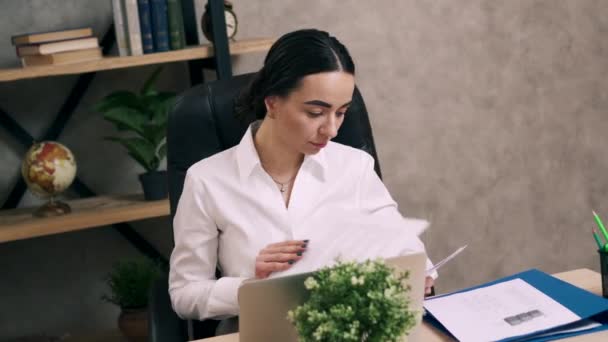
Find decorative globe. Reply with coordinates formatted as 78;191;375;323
21;141;77;216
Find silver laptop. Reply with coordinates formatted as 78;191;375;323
237;252;427;342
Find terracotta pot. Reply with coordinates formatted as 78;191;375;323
118;307;148;342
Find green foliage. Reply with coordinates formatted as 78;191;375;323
94;67;176;172
288;259;417;342
102;258;162;309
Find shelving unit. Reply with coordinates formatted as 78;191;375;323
0;38;274;82
0;37;274;247
0;35;274;250
0;0;272;263
0;1;271;339
0;194;169;243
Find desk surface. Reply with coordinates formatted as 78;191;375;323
193;268;607;342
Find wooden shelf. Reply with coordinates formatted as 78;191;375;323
0;37;275;82
0;194;170;243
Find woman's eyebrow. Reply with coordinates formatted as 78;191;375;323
303;100;352;108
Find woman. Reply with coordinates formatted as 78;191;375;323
169;29;435;331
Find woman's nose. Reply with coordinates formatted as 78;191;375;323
320;115;338;139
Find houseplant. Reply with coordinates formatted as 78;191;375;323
102;258;162;342
288;259;418;342
94;67;176;200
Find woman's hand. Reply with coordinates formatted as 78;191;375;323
425;276;435;295
255;240;308;279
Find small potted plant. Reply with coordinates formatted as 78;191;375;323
288;259;418;342
102;258;162;342
94;67;176;200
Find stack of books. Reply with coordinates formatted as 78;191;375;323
12;27;102;67
112;0;187;56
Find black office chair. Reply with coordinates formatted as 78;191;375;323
148;72;382;341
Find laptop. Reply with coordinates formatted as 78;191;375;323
237;251;427;342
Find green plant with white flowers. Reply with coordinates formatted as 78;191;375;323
288;259;417;342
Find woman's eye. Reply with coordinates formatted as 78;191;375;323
336;111;346;117
307;111;323;117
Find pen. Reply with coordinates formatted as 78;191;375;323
592;210;608;242
592;228;604;250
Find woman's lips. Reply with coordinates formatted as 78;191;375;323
310;142;327;148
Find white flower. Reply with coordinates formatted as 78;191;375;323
351;275;365;285
304;277;319;290
362;262;375;273
384;286;397;298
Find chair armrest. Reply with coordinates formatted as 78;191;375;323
148;273;188;342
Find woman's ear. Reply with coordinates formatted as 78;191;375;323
264;96;279;119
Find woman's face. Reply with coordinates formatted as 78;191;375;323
265;71;355;155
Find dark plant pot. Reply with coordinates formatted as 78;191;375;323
138;170;168;201
118;307;148;342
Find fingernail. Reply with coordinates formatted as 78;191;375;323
303;239;310;243
297;252;302;256
288;260;295;264
302;244;308;249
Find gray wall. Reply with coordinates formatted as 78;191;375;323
1;0;607;339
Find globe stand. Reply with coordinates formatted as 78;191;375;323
33;196;71;217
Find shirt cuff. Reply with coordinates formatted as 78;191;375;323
206;276;248;318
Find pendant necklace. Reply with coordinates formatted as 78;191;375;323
269;174;296;193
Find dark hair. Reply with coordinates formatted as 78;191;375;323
235;29;355;123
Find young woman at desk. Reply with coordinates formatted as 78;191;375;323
169;29;435;334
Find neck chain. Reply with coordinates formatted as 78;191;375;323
268;174;296;193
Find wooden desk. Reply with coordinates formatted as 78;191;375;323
194;268;607;341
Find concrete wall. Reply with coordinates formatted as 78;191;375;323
1;0;607;338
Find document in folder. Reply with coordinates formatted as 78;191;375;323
424;278;582;342
424;269;608;342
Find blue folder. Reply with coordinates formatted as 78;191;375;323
424;269;608;341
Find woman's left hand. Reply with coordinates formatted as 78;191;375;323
425;276;434;295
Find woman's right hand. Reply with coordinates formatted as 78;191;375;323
255;240;308;279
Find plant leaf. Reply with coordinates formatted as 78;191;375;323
103;107;148;135
101;259;162;308
142;92;175;121
141;121;166;147
140;66;164;96
105;136;157;171
94;91;140;113
157;141;167;161
148;156;160;171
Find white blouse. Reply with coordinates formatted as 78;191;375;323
169;124;434;320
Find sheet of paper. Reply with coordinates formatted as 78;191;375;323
424;278;581;342
426;245;467;275
270;217;430;278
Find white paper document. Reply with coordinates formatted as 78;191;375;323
270;217;430;278
426;245;467;275
424;278;581;342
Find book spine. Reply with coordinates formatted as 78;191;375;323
122;0;143;56
167;0;185;50
111;0;129;56
180;0;205;45
150;0;170;52
17;37;99;56
137;0;154;53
